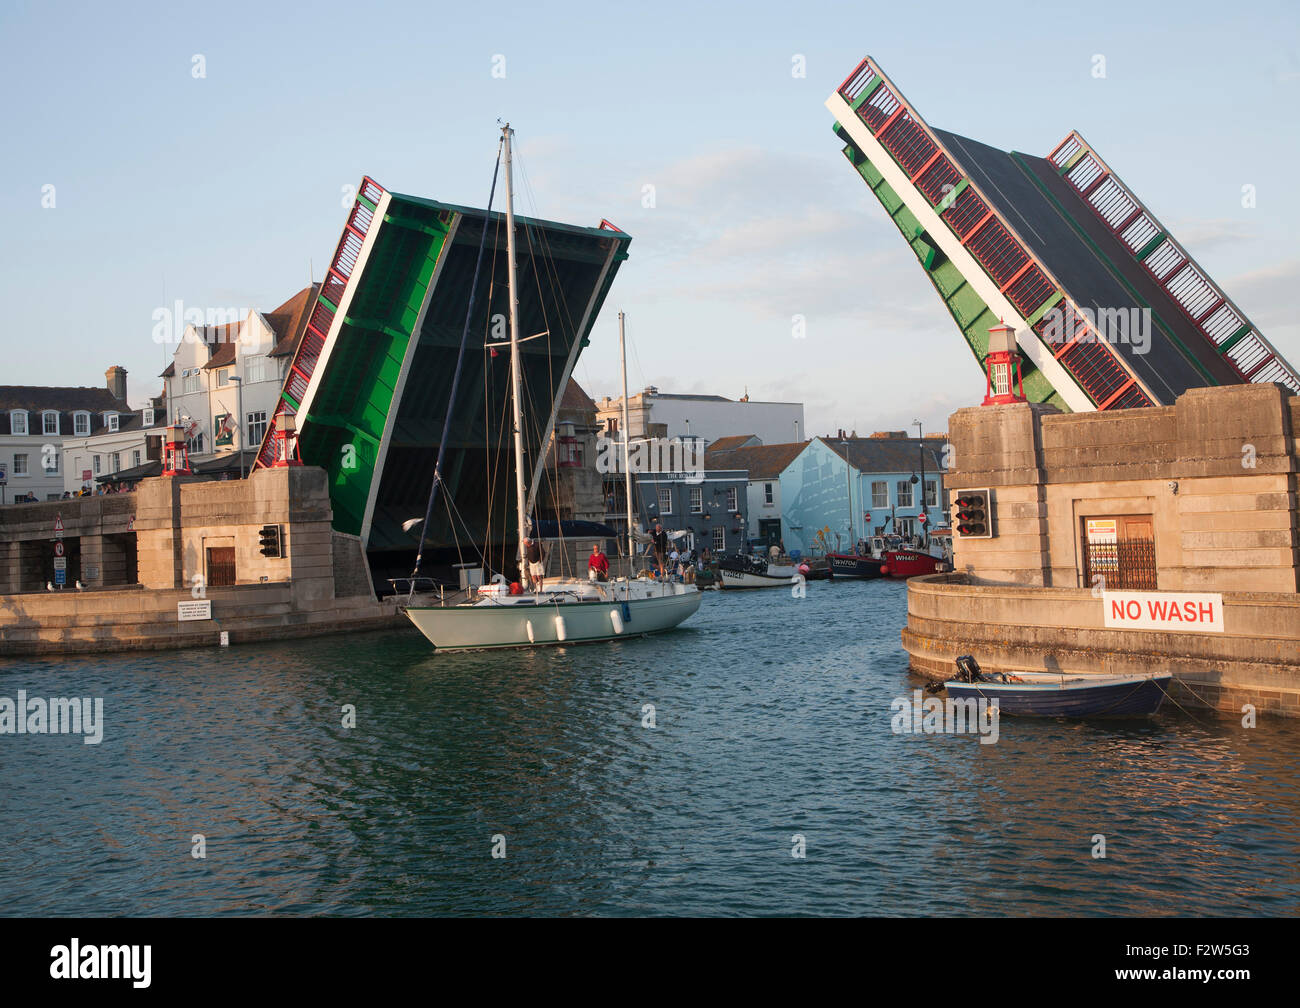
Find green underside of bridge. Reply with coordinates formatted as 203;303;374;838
837;136;1069;413
299;200;455;538
297;192;631;573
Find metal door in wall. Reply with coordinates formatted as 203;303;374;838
206;547;236;587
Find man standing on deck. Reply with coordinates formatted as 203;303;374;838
651;521;669;579
523;536;545;592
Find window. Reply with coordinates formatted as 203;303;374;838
924;480;937;507
657;487;673;514
217;369;230;387
727;487;738;511
93;455;100;475
188;433;205;456
689;486;702;514
872;481;888;508
896;480;914;508
10;411;27;435
246;410;268;446
244;355;273;384
13;454;28;475
132;449;141;468
142;407;155;428
42;411;59;435
182;370;202;395
764;483;774;505
110;453;120;473
44;450;59;474
712;527;725;552
991;360;1010;397
104;412;119;432
74;412;90;436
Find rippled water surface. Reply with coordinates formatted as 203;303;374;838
2;579;1297;916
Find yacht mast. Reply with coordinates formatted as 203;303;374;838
503;125;530;585
619;311;634;565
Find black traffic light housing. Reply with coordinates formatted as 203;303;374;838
258;523;283;558
953;489;992;539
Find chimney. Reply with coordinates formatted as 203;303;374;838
106;365;128;403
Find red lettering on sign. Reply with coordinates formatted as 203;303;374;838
1125;600;1141;619
1110;600;1126;620
1198;602;1214;621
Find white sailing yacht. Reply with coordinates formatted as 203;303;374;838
404;125;701;651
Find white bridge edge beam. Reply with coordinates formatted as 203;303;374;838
826;91;1096;414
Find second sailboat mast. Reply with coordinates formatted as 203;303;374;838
502;125;530;582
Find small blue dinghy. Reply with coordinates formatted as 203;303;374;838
944;655;1171;718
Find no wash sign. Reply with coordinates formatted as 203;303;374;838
1103;591;1224;633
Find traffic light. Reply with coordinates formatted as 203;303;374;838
258;524;282;558
953;490;992;538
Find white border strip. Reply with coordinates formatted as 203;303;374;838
297;189;393;422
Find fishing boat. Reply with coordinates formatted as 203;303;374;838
878;537;946;579
715;552;800;589
403;125;700;651
943;655;1171;717
826;534;947;579
824;550;885;580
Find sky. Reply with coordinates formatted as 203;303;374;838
1;0;1297;438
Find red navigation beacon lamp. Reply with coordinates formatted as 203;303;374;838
272;413;303;467
162;423;191;476
983;319;1026;405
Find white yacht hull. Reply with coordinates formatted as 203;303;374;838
404;581;701;651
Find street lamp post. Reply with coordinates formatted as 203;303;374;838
914;418;926;545
230;376;244;479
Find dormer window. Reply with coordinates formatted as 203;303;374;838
74;411;90;436
42;410;60;435
10;410;27;435
103;411;119;432
142;407;155;428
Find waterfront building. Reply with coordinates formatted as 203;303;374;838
633;466;750;558
0;370;131;503
702;439;807;547
596;387;804;448
160;286;316;466
779;432;946;556
828;56;1300;414
60;389;169;494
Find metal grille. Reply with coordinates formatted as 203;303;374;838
1084;537;1156;590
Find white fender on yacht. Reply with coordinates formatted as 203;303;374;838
554;615;567;641
610;608;624;634
525;619;535;643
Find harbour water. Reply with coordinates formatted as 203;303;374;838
2;580;1297;917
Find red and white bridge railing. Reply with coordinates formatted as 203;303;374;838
254;176;389;470
1048;132;1298;392
836;58;1153;410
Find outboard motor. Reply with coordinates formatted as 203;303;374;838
954;654;983;683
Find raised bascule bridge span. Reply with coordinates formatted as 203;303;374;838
253;176;630;590
827;56;1299;412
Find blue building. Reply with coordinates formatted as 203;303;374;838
779;433;946;556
